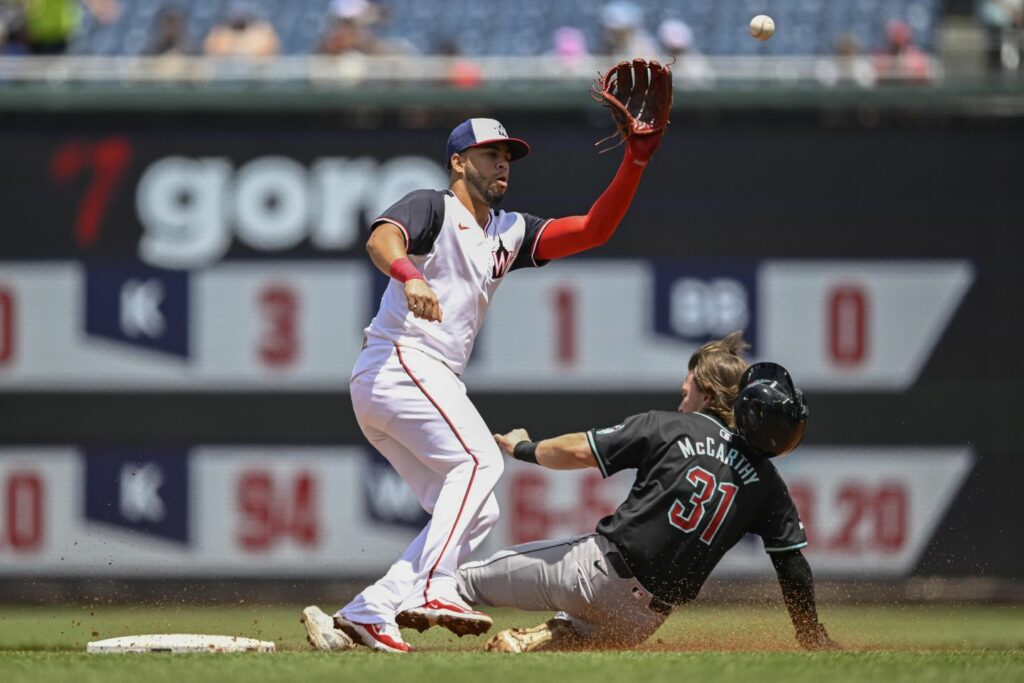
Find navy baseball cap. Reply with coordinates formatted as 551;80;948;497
445;118;530;167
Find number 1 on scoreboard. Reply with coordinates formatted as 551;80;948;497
0;288;14;365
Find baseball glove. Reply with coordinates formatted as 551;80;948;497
592;58;673;155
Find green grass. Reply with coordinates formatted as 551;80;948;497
0;604;1021;683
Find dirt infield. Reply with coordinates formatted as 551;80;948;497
0;604;1021;683
0;603;1020;653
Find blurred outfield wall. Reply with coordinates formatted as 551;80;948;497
0;85;1020;582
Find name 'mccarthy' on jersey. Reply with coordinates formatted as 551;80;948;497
587;410;808;605
364;189;551;375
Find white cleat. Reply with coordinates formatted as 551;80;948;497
301;606;355;652
396;598;493;637
334;616;414;653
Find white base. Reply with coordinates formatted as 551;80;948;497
86;634;276;654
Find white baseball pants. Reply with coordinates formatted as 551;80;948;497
342;342;504;625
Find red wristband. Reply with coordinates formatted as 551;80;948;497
389;257;424;283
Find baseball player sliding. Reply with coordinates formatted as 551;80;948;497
457;334;837;652
301;59;673;653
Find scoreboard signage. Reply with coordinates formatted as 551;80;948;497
84;447;190;543
0;446;973;578
0;260;971;392
134;154;448;270
0;126;980;394
0;119;1003;578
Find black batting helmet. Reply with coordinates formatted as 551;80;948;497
734;362;808;457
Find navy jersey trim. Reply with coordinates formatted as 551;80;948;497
765;541;809;553
511;213;552;271
528;218;553;267
586;430;610;478
372;189;446;255
370;217;411;250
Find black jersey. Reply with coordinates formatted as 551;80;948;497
587;410;807;605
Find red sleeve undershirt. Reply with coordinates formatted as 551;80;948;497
534;146;648;261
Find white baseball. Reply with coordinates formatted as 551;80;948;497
749;15;776;41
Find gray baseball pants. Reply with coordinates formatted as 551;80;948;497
457;533;669;646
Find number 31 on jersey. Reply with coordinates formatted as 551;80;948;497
667;465;739;545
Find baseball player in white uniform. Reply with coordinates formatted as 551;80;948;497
302;112;668;653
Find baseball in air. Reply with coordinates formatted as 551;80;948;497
749;15;776;41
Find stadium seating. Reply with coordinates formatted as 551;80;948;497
67;0;942;57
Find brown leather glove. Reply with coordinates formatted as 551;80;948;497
591;58;673;162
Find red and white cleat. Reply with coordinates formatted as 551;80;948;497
334;617;414;653
396;598;493;637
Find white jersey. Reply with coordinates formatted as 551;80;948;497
363;189;551;375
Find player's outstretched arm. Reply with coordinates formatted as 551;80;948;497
770;549;841;651
366;222;442;322
494;429;597;470
534;135;661;261
534;59;671;261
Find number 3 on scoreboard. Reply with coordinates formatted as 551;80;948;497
667;465;739;545
258;285;298;368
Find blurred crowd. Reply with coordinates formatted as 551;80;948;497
978;0;1023;70
0;0;119;55
0;0;1010;80
0;0;716;62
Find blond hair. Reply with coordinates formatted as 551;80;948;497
688;331;750;430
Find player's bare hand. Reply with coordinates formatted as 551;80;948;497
404;279;442;322
494;428;532;456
